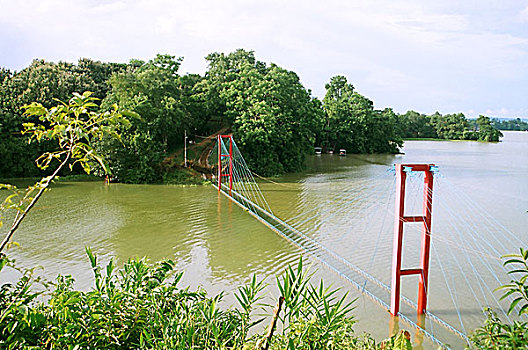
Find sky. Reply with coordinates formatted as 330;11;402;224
0;0;527;118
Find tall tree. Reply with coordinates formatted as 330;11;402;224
101;54;208;182
202;49;323;175
322;75;402;154
431;113;468;140
476;115;503;142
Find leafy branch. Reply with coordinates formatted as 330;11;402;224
495;248;528;316
0;91;132;252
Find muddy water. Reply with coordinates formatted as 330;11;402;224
2;131;527;348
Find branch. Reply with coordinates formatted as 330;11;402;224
258;296;284;350
0;148;72;252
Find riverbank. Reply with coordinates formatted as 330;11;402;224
0;168;209;187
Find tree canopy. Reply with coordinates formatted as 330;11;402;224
398;110;503;142
201;49;322;175
321;75;402;154
0;50;505;182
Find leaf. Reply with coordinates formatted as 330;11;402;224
507;297;523;315
504;259;527;266
85;247;97;268
518;303;528;315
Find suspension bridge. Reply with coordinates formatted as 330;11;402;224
207;135;525;348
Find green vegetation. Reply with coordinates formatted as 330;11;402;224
200;51;323;176
321;76;402;154
399;112;503;142
0;252;413;349
3;245;528;349
0;60;126;179
98;55;209;183
491;118;528;131
0;91;525;348
470;248;528;348
0;92;127;252
0;50;504;182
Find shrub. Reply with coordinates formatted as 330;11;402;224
0;252;412;349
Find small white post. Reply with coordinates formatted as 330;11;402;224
184;130;188;167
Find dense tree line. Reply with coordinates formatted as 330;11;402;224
0;59;126;178
320;75;402;154
398;111;503;142
0;50;505;182
491;117;528;131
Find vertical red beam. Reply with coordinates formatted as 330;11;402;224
391;164;435;316
391;164;406;315
418;168;434;314
217;135;222;192
218;135;234;193
228;136;233;193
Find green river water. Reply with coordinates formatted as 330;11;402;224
1;131;527;348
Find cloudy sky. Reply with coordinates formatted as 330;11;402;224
1;0;527;118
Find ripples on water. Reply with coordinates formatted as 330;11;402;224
1;131;527;348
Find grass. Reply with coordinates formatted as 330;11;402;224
163;167;209;185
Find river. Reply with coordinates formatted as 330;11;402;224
1;131;527;348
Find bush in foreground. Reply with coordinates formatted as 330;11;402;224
0;250;412;349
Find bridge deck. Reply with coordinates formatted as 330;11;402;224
214;185;469;348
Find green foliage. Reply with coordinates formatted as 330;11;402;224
100;54;209;183
267;258;410;349
470;308;528;349
470;248;528;348
0;59;126;178
397;110;438;139
321;75;402;154
22;92;129;174
201;49;323;176
431;113;468;140
1;249;248;349
476;116;503;142
0;51;506;182
491;118;528;131
0;252;414;349
0;92;127;252
379;331;413;350
398;111;503;142
0;254;48;348
496;248;528;316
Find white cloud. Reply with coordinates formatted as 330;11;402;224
0;0;527;116
520;5;528;22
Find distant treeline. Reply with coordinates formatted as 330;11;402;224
398;111;502;141
491;118;528;131
0;50;504;182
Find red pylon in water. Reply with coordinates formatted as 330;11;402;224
391;164;435;316
217;135;233;193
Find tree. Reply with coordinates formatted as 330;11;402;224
202;49;323;175
476;115;502;142
0;59;126;179
367;108;403;154
100;54;209;183
322;75;402;154
0;92;128;252
431;113;468;140
492;118;528;131
397;110;437;139
470;248;528;348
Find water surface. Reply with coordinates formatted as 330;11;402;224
2;131;527;348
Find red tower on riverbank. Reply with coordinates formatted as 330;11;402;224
391;164;435;316
217;135;233;193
